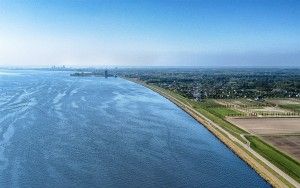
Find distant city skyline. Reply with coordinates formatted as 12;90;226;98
0;0;299;67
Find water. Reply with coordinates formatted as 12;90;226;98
0;70;270;187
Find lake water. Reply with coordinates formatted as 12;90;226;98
0;70;270;187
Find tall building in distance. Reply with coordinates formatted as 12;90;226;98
104;69;108;78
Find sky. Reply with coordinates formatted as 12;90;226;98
0;0;299;67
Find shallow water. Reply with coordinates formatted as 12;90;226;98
0;70;270;187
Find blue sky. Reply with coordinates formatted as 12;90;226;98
0;0;299;67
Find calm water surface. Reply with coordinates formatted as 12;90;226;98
0;70;270;187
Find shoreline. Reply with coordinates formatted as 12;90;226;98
124;77;298;188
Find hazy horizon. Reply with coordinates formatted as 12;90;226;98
0;0;299;67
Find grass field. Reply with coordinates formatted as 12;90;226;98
216;99;300;117
246;135;300;183
217;99;270;108
267;99;300;113
279;104;300;113
207;107;244;118
188;100;248;141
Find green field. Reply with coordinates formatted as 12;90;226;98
206;106;244;118
246;136;300;183
188;100;247;138
279;104;300;113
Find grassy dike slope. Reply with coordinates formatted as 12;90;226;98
125;78;298;188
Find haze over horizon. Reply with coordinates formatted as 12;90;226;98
0;0;299;67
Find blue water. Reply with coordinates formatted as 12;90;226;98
0;70;270;187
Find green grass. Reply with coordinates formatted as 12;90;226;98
231;99;268;107
246;135;300;183
191;101;247;140
279;104;300;113
200;100;243;117
207;107;244;118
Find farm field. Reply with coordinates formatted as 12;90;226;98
262;135;300;161
215;99;300;117
267;99;300;105
227;117;300;135
215;99;267;107
246;135;300;183
228;116;300;170
267;99;300;113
